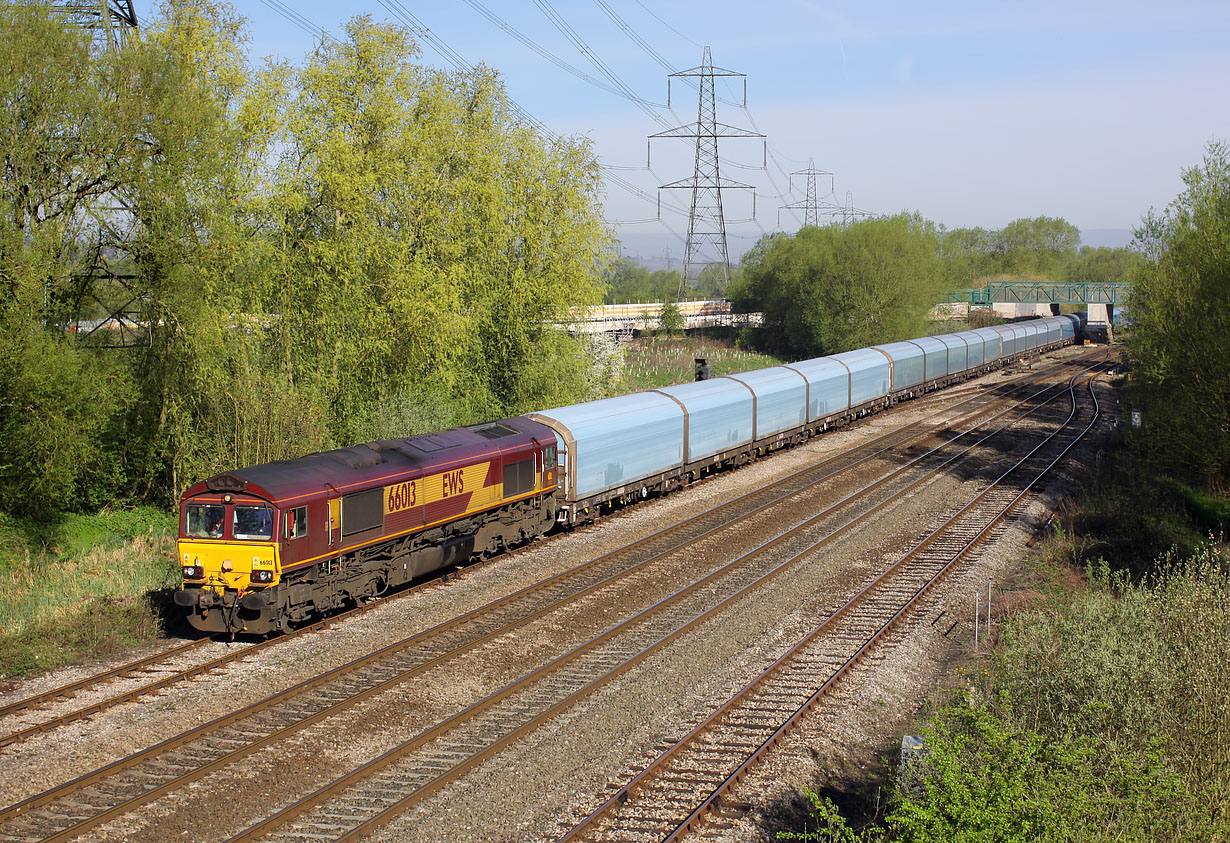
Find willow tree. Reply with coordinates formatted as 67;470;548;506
272;18;609;443
0;3;142;514
1128;142;1230;485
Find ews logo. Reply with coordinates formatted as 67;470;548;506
441;469;465;498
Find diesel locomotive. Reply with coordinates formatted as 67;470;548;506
174;314;1083;635
173;418;559;634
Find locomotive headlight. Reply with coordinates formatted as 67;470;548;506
182;565;205;579
250;569;274;584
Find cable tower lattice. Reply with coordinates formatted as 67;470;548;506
779;158;835;229
51;0;138;51
840;191;872;226
650;47;763;287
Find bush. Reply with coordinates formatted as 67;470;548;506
890;550;1230;841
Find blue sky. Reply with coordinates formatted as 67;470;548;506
230;1;1230;258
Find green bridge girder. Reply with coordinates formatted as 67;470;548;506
940;282;1130;305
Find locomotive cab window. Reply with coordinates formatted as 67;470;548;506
185;503;225;538
233;505;274;541
543;445;556;470
284;506;308;540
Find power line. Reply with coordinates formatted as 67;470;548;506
262;2;694;241
260;0;329;41
531;0;673;129
632;0;701;49
458;0;669;114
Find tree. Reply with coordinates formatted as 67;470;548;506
1127;141;1230;485
272;17;609;443
601;257;692;303
938;218;1084;286
657;300;684;337
0;3;613;514
731;215;944;357
0;3;139;515
993;216;1080;278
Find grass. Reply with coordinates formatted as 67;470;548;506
0;507;180;678
621;333;785;391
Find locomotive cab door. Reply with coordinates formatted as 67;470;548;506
325;483;341;548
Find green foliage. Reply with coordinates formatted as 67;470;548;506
996;216;1080;277
267;15;608;444
603;258;686;302
731;215;945;357
1065;245;1145;285
889;552;1230;842
778;788;880;842
937;217;1139;288
1126;141;1230;484
0;2;612;515
890;694;1200;842
657;300;685;337
601;256;728;302
0;329;133;517
621;336;783;391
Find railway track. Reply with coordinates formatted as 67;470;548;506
0;355;1080;752
561;364;1105;842
208;359;1106;842
0;353;1100;842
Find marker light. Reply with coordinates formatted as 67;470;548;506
182;565;205;579
250;570;274;584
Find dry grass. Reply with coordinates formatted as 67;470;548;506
0;512;179;677
622;335;784;391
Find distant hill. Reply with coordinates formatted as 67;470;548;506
613;227;1137;274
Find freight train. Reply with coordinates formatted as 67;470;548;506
174;314;1083;635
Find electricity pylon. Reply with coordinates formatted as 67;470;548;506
53;0;138;51
49;1;141;345
779;158;835;229
839;191;872;226
650;47;763;287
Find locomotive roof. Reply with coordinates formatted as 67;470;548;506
183;416;551;505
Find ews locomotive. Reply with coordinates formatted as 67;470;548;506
173;418;558;635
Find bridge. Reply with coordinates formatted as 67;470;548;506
562;300;759;336
937;281;1127;340
940;281;1130;306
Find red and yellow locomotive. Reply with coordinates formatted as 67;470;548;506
173;418;559;635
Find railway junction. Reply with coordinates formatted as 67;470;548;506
0;345;1114;842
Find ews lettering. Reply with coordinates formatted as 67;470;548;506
442;469;465;497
